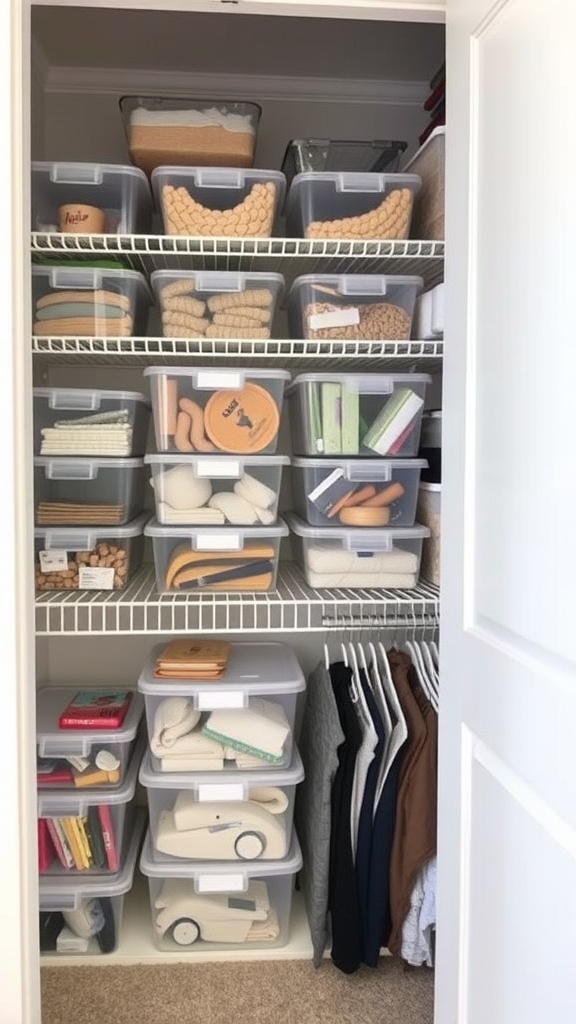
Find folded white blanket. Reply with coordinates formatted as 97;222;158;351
156;754;225;772
306;570;418;588
306;545;418;575
130;106;255;134
202;699;290;764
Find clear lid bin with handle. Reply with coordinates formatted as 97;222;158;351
31;161;152;235
31;266;152;340
34;513;148;592
288;274;422;342
285;171;421;240
34;456;147;527
32;385;151;458
151;270;284;342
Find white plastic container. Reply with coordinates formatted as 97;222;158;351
403;126;445;240
286;372;431;458
151;270;284;341
145;454;288;526
144;366;290;456
31;161;152;235
38;736;143;876
144;518;288;595
34;513;148;592
287;512;429;590
32;266;152;338
412;282;444;340
140;827;302;952
34;457;146;527
286;171;421;240
288;274;422;341
151;167;286;237
38;810;146;956
32;386;151;457
291;457;428;528
138;641;305;774
140;747;303;864
416;482;441;585
36;687;144;789
119;97;262;175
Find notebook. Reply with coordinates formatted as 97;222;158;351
361;388;424;455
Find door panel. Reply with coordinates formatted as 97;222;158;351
438;1;576;1022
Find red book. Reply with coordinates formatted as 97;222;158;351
97;804;118;871
38;819;55;872
58;690;132;730
43;818;73;870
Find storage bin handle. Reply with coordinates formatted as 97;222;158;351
38;893;80;911
49;269;103;291
194;533;242;551
45;461;98;481
196;273;243;293
346;464;392;483
43;529;97;550
196;459;242;479
50;164;103;186
341;277;387;297
196;874;247;894
336;173;383;193
48;390;101;411
345;535;393;552
195;169;243;188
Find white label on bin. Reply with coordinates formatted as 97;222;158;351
308;307;360;331
197;691;244;710
39;550;68;573
198;874;244;894
78;566;115;590
196;371;243;390
195;534;241;551
198;784;244;803
196;460;241;479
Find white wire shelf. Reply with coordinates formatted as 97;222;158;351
31;335;444;372
31;234;445;288
35;563;440;636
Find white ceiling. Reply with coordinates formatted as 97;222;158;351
32;7;445;81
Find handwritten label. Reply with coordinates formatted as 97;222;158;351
78;566;115;590
308;307;360;331
39;550;68;573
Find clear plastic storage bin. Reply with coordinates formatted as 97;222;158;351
144;366;289;455
31;161;152;235
288;274;422;341
36;686;144;789
416;482;441;585
32;386;151;458
403;126;445;240
32;266;151;338
286;373;431;458
138;641;305;774
38;736;143;876
120;97;262;176
291;457;428;528
39;810;146;956
34;513;147;592
140;748;303;864
281;138;407;190
140;827;302;952
151;167;286;237
287;512;429;590
144;518;288;594
151;270;284;341
285;171;421;240
145;454;288;526
34;457;147;527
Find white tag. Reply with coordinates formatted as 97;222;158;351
308;307;360;331
196;460;241;478
195;534;241;551
39;549;68;573
196;371;243;390
197;691;244;710
64;755;90;772
198;784;244;802
78;566;115;590
197;874;244;894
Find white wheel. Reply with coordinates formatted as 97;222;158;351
234;830;265;860
171;918;200;946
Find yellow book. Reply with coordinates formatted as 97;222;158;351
60;817;88;870
76;816;94;869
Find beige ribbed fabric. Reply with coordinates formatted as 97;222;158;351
41;959;434;1024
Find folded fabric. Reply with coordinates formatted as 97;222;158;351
165;543;275;591
306;544;419;576
33;316;133;337
157;501;225;525
35;303;129;321
36;502;125;525
151;697;201;749
305;570;418;588
156;754;225;772
202;698;290;764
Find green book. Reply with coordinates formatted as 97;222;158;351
361;387;424;455
340;384;360;455
321;382;342;454
306;381;324;453
85;805;107;869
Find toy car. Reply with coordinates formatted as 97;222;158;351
154;879;280;946
155;788;289;860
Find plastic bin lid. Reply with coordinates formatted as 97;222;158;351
32;160;150;186
36;688;144;757
150;270;285;293
288;170;421;191
139;746;304;791
139;826;302;880
287;511;430;541
288;273;423;296
144;516;288;539
145;454;290;468
37;732;144;814
38;809;146;908
143;366;290;382
138;642;305;696
33;386;150;405
286;372;431;393
31;265;152;298
35;457;145;470
291;456;427;470
35;512;150;545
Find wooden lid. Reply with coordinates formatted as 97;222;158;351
204;383;279;454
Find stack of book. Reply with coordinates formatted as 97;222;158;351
39;806;119;872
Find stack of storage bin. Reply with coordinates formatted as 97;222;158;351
138;641;305;952
143;360;291;595
36;687;145;955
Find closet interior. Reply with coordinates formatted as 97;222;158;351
30;3;445;973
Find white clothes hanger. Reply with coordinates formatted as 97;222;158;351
373;640;408;805
405;638;435;708
366;639;393;751
419;640;439;707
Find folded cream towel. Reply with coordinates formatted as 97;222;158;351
151;697;201;750
202;699;290;765
305;570;418;588
306;544;419;575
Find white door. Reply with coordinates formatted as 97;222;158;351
437;1;576;1022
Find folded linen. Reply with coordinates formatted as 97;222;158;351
305;570;418;588
202;698;290;765
305;544;419;576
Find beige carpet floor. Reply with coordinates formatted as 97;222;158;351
41;960;434;1024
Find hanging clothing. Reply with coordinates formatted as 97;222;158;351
349;670;379;862
387;650;438;958
355;671;387;959
295;662;344;967
328;661;363;974
401;856;437;967
361;746;404;965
